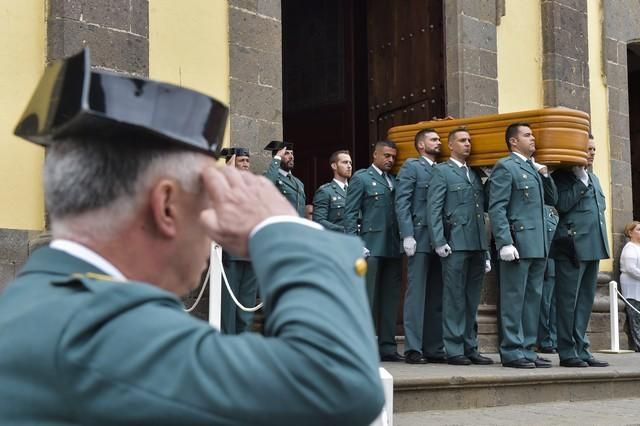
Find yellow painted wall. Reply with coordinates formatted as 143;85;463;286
0;1;45;230
149;0;230;147
588;0;613;272
496;0;544;113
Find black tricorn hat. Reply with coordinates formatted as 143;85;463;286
220;147;250;160
14;48;228;158
264;140;294;156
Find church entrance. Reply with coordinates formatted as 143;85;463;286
628;43;640;219
282;0;446;198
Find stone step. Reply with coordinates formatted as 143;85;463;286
382;353;640;413
395;397;640;425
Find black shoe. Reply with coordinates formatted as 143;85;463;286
536;356;552;363
539;347;557;354
503;358;536;369
380;352;405;362
425;356;448;364
405;351;428;364
447;355;472;365
533;357;552;368
467;353;494;365
585;357;609;367
559;358;588;367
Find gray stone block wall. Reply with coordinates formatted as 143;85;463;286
47;0;149;75
228;0;283;174
445;0;500;118
541;0;590;112
602;0;640;276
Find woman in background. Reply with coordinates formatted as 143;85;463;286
620;221;640;351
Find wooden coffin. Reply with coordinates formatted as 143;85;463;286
387;107;590;173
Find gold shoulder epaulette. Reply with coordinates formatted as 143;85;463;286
70;272;121;282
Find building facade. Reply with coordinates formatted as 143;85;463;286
2;0;639;349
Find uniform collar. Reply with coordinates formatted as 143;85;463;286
371;164;384;175
50;239;126;280
332;178;347;191
278;168;291;178
448;157;467;168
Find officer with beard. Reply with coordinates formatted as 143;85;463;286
264;141;305;216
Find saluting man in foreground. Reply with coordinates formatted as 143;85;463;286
0;49;384;425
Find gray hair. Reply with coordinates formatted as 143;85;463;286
44;137;206;238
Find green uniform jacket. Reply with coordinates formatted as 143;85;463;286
395;157;436;253
344;166;400;257
312;181;347;232
427;160;488;252
264;158;306;216
550;169;610;261
488;154;558;258
0;223;384;425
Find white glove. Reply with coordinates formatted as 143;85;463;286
572;165;588;186
435;244;452;258
531;157;548;176
479;166;493;178
484;259;492;273
403;237;417;257
499;244;520;262
363;247;371;258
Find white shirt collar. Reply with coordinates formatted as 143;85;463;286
512;151;529;162
449;157;467;168
50;239;126;280
333;178;347;190
371;164;384;175
278;168;290;178
422;156;435;166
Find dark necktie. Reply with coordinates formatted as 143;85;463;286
461;165;470;182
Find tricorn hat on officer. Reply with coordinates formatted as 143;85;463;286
264;140;294;156
220;147;250;161
14;48;228;158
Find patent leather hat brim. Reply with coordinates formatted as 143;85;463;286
14;48;228;158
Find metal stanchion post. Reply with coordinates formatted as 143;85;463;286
209;243;223;330
370;367;393;426
600;281;633;354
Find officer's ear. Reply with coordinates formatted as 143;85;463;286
149;180;179;238
330;162;337;171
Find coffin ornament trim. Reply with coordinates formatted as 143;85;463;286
387;107;590;173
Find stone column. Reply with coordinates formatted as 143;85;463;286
47;0;149;73
541;0;590;111
601;1;640;348
228;0;283;173
444;0;502;351
445;0;500;118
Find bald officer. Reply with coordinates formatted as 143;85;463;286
550;134;610;368
395;128;446;364
313;150;352;232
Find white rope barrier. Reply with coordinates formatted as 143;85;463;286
616;287;640;315
184;244;263;314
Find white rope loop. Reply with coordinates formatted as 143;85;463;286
616;287;640;315
184;250;263;313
